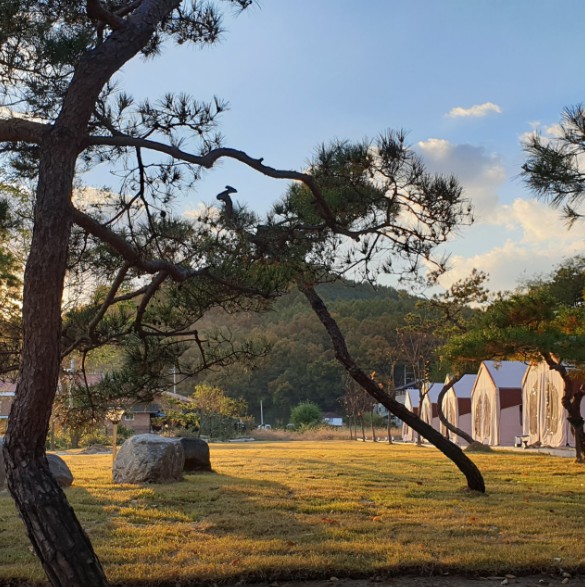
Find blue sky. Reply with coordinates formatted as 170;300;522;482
93;1;585;292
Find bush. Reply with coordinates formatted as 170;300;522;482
290;401;323;428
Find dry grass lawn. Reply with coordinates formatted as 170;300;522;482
0;441;584;585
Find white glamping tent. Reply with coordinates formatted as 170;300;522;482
471;360;527;446
440;374;476;444
419;382;444;433
522;361;574;448
401;388;419;442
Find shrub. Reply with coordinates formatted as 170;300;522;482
290;401;323;428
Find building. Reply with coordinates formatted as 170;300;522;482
0;380;16;422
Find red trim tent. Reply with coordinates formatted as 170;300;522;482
440;374;476;445
522;361;574;448
471;360;527;446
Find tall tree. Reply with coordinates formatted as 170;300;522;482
272;137;485;492
0;3;479;584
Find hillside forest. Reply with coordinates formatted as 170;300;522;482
186;281;443;426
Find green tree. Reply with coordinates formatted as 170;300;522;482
523;105;585;224
285;136;484;492
0;4;482;584
290;400;323;428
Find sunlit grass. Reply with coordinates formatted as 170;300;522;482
0;441;584;585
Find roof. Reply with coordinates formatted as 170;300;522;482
448;374;476;398
483;360;527;389
405;388;420;408
0;381;17;393
424;383;444;403
130;402;162;414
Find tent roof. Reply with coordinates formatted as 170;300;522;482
448;374;476;398
405;388;420;408
424;383;443;403
483;360;527;389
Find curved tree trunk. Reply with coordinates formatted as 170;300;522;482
300;285;485;493
436;376;475;445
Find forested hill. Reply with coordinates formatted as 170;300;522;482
192;281;425;426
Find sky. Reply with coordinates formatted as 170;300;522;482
89;0;585;293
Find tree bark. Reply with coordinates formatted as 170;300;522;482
3;4;184;585
435;376;475;445
300;284;485;493
3;131;109;585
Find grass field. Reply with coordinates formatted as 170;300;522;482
0;441;584;585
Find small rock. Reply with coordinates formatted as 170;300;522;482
501;579;508;585
505;575;516;579
329;577;339;582
562;572;572;579
562;580;569;585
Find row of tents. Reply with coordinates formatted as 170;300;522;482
401;360;574;448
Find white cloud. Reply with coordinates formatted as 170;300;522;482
416;136;585;293
440;199;585;292
417;138;505;221
446;102;502;119
184;202;220;222
0;106;46;124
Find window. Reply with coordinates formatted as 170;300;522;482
123;413;135;421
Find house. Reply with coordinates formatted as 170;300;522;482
0;380;16;421
471;360;527;446
522;361;574;448
323;413;344;427
440;374;476;444
120;401;165;434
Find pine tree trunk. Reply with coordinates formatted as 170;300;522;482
301;285;485;493
3;133;110;586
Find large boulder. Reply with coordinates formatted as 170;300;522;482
179;437;212;472
46;454;74;488
113;434;184;484
0;441;73;489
